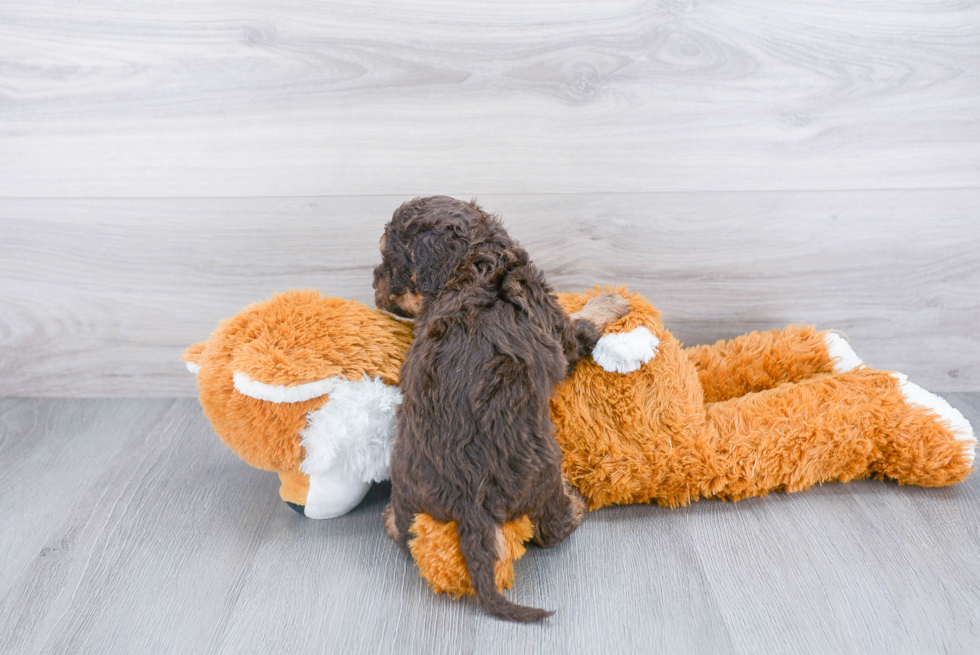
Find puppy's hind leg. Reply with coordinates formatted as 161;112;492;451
530;471;586;548
382;503;400;542
383;496;416;552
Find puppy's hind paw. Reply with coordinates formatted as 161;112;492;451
382;503;401;542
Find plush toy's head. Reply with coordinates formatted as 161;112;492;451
183;290;413;518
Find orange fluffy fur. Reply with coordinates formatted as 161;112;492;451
552;288;972;510
186;287;973;598
408;515;534;596
184;290;413;502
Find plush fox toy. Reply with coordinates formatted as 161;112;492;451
184;287;975;599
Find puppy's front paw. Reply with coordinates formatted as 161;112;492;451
572;292;631;331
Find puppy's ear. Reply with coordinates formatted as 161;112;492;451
411;223;469;296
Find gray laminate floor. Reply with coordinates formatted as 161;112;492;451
1;396;978;654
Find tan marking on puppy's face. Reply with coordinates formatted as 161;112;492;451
393;291;424;317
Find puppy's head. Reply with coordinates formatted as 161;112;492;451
373;196;490;318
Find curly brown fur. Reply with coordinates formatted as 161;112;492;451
373;196;626;622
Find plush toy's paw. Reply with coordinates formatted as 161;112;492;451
825;332;864;373
592;326;660;374
893;373;976;466
300;461;373;519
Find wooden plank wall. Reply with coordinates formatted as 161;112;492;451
1;1;978;396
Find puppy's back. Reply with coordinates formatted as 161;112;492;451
399;292;565;485
394;266;569;622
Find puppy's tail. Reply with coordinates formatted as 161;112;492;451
455;516;553;623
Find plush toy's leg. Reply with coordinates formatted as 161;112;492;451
278;470;311;516
874;373;976;483
686;325;863;403
700;369;975;501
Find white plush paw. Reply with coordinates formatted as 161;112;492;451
893;373;976;465
304;464;373;519
592;326;660;374
825;332;864;373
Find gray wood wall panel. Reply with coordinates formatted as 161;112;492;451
2;397;979;653
1;1;978;396
3;191;978;397
1;1;978;197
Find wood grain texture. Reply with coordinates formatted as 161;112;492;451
2;190;978;397
1;397;978;653
1;1;979;197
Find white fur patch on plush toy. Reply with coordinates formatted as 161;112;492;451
299;376;402;483
592;327;660;374
825;333;864;373
233;372;341;403
893;373;976;465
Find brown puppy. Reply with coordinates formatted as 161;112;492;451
373;196;627;622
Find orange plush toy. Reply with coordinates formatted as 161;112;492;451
185;287;975;599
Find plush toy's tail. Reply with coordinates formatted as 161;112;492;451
455;517;553;623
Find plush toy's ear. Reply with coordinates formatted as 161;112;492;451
182;342;206;375
408;514;534;598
